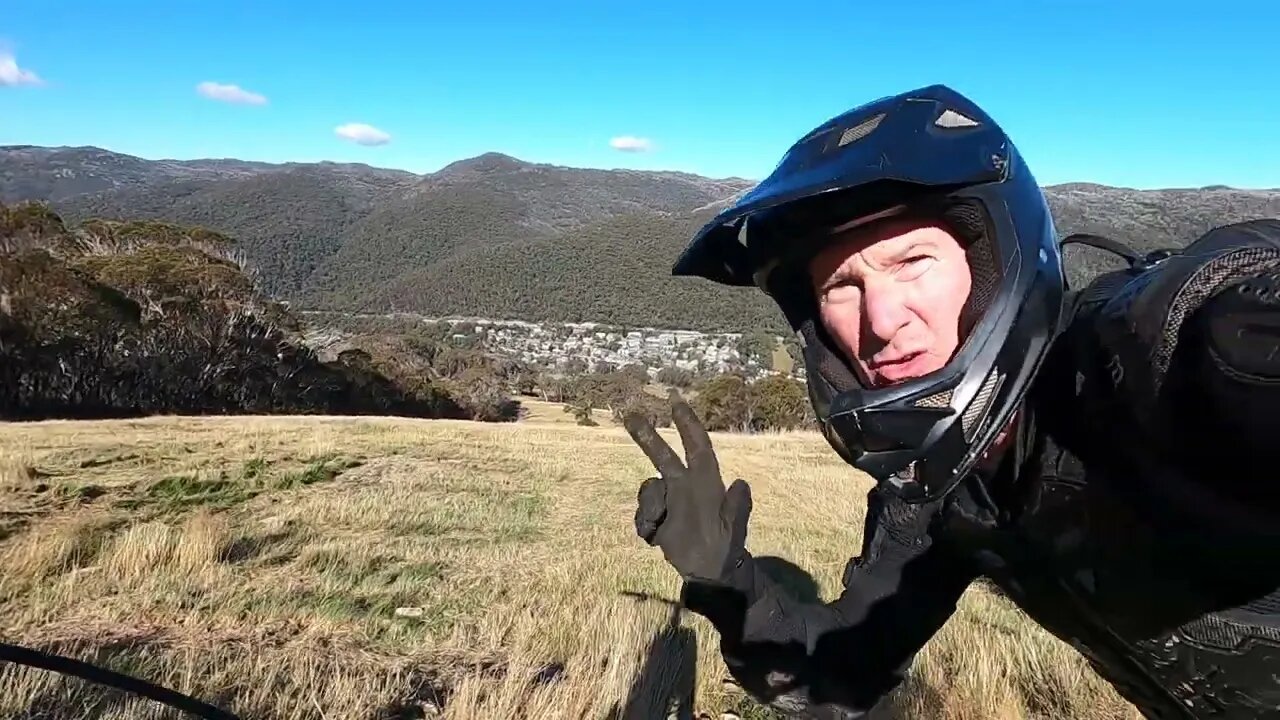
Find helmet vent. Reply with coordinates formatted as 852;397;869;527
962;370;1004;441
935;109;980;129
837;113;885;148
913;389;954;408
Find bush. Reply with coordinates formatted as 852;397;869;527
0;202;72;254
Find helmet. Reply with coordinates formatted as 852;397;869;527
672;84;1066;503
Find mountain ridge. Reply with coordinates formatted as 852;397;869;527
9;144;1273;194
4;144;1278;333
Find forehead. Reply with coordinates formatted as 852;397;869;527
807;215;960;276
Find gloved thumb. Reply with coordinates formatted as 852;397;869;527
635;476;668;545
721;478;752;547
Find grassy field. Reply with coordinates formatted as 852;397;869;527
0;399;1139;719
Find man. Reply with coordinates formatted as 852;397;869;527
623;84;1280;719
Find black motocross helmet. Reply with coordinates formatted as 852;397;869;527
673;84;1067;503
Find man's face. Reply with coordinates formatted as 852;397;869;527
807;215;973;387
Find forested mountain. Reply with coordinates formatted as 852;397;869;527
4;144;1277;333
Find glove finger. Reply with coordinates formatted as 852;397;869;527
721;478;753;550
669;391;723;485
624;412;687;479
635;476;668;545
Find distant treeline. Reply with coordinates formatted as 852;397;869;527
303;310;816;432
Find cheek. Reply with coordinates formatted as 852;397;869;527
819;302;861;356
915;270;972;339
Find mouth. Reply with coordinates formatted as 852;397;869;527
872;350;924;368
870;351;927;381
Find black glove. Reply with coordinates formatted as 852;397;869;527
623;392;753;585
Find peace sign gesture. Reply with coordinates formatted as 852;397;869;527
623;391;753;583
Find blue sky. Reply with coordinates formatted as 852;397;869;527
2;0;1276;188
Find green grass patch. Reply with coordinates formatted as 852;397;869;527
115;456;364;515
142;471;250;511
272;457;362;490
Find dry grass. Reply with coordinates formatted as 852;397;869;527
0;399;1139;719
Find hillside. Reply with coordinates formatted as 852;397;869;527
4;145;1278;332
4;147;754;305
4;149;423;297
0;145;283;202
0;202;523;423
358;208;792;333
304;153;755;303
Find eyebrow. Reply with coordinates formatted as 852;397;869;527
818;239;936;285
888;239;936;260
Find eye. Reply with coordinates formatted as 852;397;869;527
897;255;935;280
820;275;860;304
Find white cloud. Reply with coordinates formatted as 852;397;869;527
196;81;267;105
609;135;655;153
335;122;391;146
0;51;42;87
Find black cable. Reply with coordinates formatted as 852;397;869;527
0;640;241;720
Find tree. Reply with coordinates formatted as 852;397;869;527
610;391;673;428
510;366;540;396
748;374;809;431
617;362;650;385
686;371;811;433
432;346;489;377
449;366;520;422
535;371;571;402
736;330;778;368
563;397;598;426
690;373;753;431
655;366;694;388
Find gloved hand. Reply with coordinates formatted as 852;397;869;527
623;392;753;584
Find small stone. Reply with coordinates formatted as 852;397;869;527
394;606;425;618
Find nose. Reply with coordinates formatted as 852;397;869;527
861;277;910;344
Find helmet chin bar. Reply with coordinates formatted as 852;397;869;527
824;364;967;501
827;382;959;469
